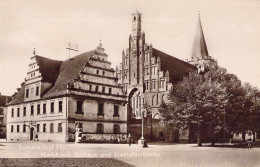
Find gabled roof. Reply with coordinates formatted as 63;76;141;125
35;56;62;83
8;50;95;105
191;15;209;60
43;50;95;98
152;48;196;82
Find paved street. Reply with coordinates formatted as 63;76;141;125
0;140;260;167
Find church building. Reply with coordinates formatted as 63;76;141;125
116;11;216;142
6;44;127;142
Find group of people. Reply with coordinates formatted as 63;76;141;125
109;133;134;146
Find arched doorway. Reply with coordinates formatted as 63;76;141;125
30;127;34;140
128;88;142;118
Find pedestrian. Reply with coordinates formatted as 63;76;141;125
128;133;132;146
247;137;253;149
118;136;121;144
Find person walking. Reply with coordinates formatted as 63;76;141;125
128;133;132;146
247;137;253;149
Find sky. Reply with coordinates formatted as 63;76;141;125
0;0;260;96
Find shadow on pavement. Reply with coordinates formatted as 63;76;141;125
0;158;134;167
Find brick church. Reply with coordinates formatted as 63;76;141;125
116;11;216;142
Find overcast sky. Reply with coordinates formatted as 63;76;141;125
0;0;259;96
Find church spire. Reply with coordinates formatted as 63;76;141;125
191;14;209;61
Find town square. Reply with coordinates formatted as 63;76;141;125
0;0;260;166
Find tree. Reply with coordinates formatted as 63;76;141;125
221;74;248;142
162;66;228;146
243;83;260;141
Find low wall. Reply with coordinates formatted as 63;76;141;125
80;133;128;143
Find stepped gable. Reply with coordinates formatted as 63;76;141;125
43;50;95;98
8;50;95;104
152;48;196;82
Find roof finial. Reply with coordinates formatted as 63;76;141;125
99;39;102;47
33;48;36;56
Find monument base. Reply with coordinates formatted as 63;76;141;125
138;137;148;147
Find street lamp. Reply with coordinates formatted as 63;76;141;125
138;110;148;147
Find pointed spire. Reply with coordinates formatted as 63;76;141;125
191;14;209;60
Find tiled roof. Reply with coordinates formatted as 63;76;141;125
43;50;95;98
8;50;95;105
0;95;11;107
152;48;196;82
35;56;62;83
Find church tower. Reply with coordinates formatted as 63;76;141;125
128;11;145;86
189;14;217;72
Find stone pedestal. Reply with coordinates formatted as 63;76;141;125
138;138;148;147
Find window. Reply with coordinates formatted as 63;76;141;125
89;85;92;91
11;125;13;132
17;125;20;133
95;86;99;92
36;86;39;96
113;105;119;117
51;102;54;113
0;109;3;115
96;70;99;75
102;71;105;75
26;89;29;98
37;124;40;132
23;107;26;116
98;103;104;116
43;124;46;132
37;104;40;115
58;123;62;133
23;124;26;133
43;104;46;114
31;105;34;115
109;88;112;94
160;79;164;88
11;109;14;117
113;124;120;134
76;101;83;113
50;123;54;133
17;108;20;117
102;87;105;93
96;123;104;134
59;101;62;112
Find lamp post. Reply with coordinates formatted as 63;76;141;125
138;110;148;147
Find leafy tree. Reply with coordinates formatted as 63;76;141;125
162;66;228;146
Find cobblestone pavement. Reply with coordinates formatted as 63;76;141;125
0;140;260;167
0;158;133;167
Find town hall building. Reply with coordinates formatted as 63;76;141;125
6;44;127;142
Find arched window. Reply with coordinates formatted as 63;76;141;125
134;16;136;21
157;93;159;105
152;96;156;106
162;94;165;102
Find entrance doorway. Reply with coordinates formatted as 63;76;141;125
30;127;34;140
